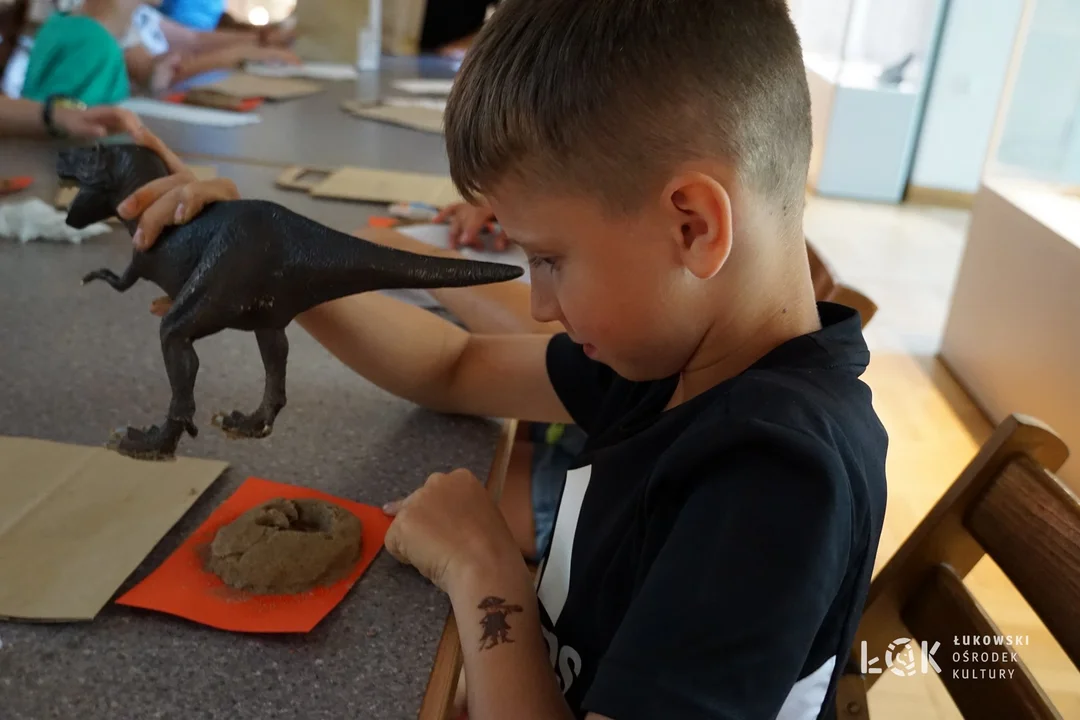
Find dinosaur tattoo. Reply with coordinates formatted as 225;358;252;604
57;143;524;461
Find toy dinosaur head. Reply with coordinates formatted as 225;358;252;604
57;144;170;229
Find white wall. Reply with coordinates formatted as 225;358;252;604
908;0;1025;193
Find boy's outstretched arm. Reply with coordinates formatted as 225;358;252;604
297;295;570;422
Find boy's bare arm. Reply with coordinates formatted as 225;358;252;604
296;275;571;424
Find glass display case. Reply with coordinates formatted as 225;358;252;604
786;0;950;202
984;0;1080;189
940;0;1080;494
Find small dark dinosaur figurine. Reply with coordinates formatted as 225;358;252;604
57;143;524;461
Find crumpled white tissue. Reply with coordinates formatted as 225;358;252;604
0;197;112;244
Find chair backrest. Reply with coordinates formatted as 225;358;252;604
806;241;878;329
845;413;1080;718
0;0;28;85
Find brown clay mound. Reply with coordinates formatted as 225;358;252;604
207;498;363;595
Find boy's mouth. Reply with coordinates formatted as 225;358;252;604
582;343;598;359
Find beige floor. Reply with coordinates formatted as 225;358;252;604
804;194;1080;719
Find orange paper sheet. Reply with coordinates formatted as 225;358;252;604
116;477;392;633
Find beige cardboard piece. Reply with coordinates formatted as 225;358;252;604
54;166;218;211
341;99;443;135
292;0;370;64
203;73;322;101
276;166;461;206
382;0;426;56
0;436;228;622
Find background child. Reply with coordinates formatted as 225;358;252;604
19;0;298;106
19;0;150;105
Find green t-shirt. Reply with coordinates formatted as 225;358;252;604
21;13;130;106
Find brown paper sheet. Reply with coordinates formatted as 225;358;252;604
341;99;443;135
277;166;460;206
0;436;228;622
203;73;323;100
54;166;218;212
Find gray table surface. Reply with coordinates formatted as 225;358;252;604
145;56;457;171
0;139;500;719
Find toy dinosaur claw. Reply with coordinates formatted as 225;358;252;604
212;410;273;439
105;420;184;461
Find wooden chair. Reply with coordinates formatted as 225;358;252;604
806;240;878;329
836;413;1080;719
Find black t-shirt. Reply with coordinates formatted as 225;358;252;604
535;302;888;720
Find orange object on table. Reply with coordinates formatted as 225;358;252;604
367;216;399;229
115;476;392;633
163;91;263;113
0;176;33;195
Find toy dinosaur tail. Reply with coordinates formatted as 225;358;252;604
349;238;525;291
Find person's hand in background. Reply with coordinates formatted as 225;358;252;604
434;201;509;251
233;45;301;67
52;105;144;139
149;53;182;94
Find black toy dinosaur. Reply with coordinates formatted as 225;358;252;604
57;143;523;461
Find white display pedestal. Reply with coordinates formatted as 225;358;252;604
940;178;1080;493
806;53;927;203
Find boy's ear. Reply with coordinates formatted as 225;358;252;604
665;172;733;279
66;188;114;229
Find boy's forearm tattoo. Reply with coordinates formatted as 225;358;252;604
477;596;524;651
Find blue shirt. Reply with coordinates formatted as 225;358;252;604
158;0;225;31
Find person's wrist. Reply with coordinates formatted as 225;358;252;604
44;97;87;137
445;530;532;602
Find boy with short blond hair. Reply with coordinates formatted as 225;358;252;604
121;1;887;717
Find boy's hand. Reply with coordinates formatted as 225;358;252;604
383;469;525;595
53;105;144;139
434;202;508;251
117;126;241;250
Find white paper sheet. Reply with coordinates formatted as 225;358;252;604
245;61;359;80
120;98;261;127
380;223;530;309
383;96;447;111
391;78;455;95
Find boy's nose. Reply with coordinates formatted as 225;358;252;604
529;279;561;324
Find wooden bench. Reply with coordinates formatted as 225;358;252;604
836;413;1080;719
807;240;877;328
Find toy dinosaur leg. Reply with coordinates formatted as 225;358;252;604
108;283;211;460
212;328;288;439
83;263;139;292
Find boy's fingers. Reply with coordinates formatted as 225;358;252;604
117;173;190;220
448;214;463;247
460;213;489;249
133;184;187;250
131;125;188;175
382;518;413;567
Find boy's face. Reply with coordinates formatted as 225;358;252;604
488;180;727;381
